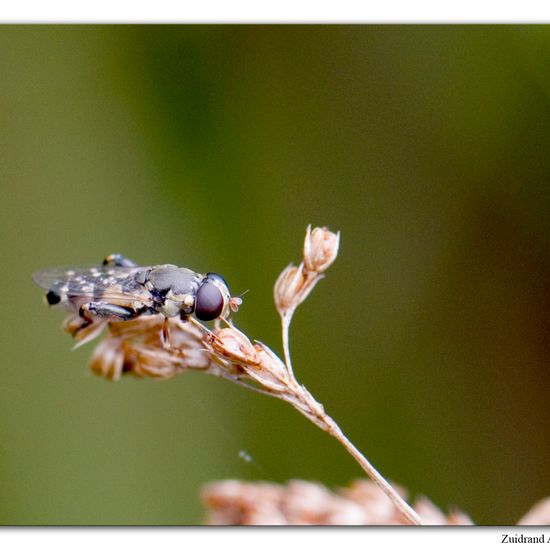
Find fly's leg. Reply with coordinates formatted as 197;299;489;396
65;315;107;347
79;302;136;322
102;254;137;267
161;317;189;353
161;317;169;349
72;302;136;342
65;314;95;337
66;303;129;340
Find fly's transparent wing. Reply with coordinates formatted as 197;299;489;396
32;265;152;303
33;266;94;291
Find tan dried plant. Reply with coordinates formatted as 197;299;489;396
201;479;474;526
201;478;550;526
72;225;422;525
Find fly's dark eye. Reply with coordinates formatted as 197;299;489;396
205;272;229;291
195;281;224;321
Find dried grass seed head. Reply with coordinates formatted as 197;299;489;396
273;264;307;315
518;497;550;525
208;327;260;367
303;225;340;274
201;479;473;526
274;225;340;318
88;316;213;381
89;337;126;381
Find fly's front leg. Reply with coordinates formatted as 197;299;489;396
102;254;137;267
79;302;136;322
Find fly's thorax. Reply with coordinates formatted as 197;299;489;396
157;299;181;317
156;288;196;317
142;265;202;318
144;265;202;295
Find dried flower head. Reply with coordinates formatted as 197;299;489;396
273;265;307;315
208;327;260;367
303;225;340;274
201;479;472;526
89;336;126;381
202;478;550;526
518;497;550;525
273;225;339;320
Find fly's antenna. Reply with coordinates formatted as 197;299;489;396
229;296;243;313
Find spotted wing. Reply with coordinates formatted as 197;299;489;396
32;265;152;304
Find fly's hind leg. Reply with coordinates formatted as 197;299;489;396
70;302;136;345
102;254;137;267
79;302;136;322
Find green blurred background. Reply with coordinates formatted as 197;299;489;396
1;25;550;525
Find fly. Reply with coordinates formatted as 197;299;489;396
33;253;242;345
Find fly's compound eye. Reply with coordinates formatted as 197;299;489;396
205;272;229;291
195;281;225;321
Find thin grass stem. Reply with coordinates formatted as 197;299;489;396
281;312;295;380
324;416;423;525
